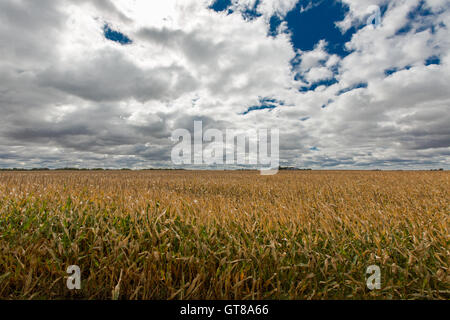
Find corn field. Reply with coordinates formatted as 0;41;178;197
0;170;448;299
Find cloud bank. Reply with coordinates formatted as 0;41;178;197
0;0;448;169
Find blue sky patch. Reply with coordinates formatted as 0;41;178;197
241;97;281;115
104;24;132;45
384;68;398;76
284;0;356;57
259;97;284;105
241;0;262;20
209;0;261;20
425;56;441;66
269;14;283;36
408;0;434;20
299;78;338;92
395;1;436;35
321;99;334;109
242;105;277;115
209;0;232;12
337;82;367;96
385;65;412;76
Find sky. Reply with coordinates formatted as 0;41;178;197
0;0;449;170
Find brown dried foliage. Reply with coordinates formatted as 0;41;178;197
0;170;448;299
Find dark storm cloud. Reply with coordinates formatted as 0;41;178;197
38;50;199;103
0;0;65;64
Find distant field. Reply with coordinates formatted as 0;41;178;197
0;170;448;299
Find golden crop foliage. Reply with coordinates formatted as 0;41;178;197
0;170;448;299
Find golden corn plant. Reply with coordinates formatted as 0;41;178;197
0;170;448;299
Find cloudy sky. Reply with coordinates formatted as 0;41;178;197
0;0;449;169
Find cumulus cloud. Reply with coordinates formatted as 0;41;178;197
39;50;198;103
0;0;448;169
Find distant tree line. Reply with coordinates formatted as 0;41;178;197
0;167;444;172
0;168;185;171
278;167;312;171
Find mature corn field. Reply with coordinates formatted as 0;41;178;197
0;170;448;300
